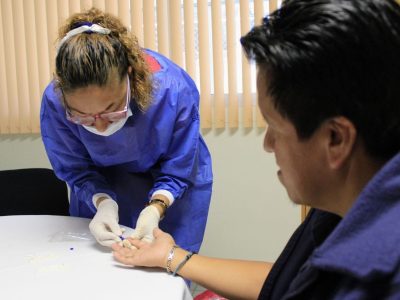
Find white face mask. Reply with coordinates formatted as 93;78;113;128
82;107;132;136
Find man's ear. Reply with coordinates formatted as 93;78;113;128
324;116;357;169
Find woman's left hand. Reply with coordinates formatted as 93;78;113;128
129;205;161;243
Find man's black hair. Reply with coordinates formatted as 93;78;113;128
241;0;400;160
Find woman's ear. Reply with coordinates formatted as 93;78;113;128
325;116;357;169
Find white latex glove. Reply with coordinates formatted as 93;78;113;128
130;205;161;243
89;198;122;247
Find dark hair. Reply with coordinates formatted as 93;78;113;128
56;8;153;111
241;0;400;160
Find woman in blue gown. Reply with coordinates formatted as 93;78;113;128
40;8;213;254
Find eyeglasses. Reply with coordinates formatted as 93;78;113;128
65;75;131;126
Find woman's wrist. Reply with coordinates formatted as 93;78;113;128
149;201;167;216
149;196;170;218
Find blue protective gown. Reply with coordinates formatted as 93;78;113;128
40;50;213;252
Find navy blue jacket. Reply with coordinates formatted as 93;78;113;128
259;152;400;299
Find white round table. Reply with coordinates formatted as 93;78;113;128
0;215;192;300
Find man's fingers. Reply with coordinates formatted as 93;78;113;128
129;229;143;240
153;227;164;237
111;242;123;251
126;237;148;248
113;251;136;266
141;235;154;243
122;239;138;250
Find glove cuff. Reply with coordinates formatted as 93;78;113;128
149;198;168;210
92;193;113;208
145;205;161;219
147;198;168;220
98;198;119;213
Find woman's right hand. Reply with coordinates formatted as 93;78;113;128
89;198;123;247
112;228;175;269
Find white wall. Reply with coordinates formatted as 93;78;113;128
200;128;300;261
0;130;300;262
0;134;51;169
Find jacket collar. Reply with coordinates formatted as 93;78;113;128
310;152;400;281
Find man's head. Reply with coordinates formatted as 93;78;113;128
241;0;400;215
241;0;400;161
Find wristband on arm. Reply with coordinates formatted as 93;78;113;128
165;244;196;276
166;245;178;274
172;251;195;276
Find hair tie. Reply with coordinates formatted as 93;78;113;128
72;21;93;29
57;23;111;53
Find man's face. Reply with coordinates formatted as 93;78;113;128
257;70;328;207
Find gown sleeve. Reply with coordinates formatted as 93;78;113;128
148;68;206;203
40;85;117;213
